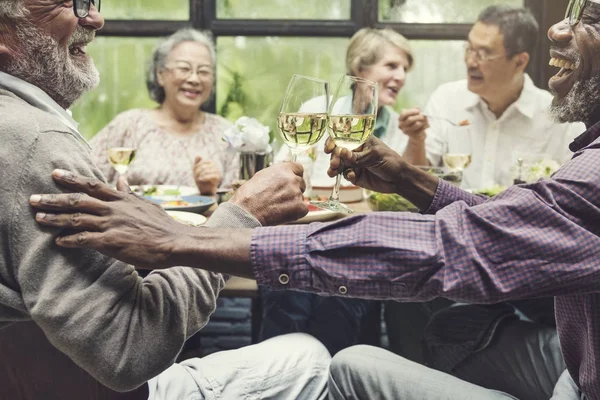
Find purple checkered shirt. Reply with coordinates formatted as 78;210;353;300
251;121;600;399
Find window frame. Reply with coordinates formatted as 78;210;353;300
97;0;557;113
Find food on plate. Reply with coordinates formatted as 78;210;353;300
304;196;328;212
366;192;418;212
142;186;181;196
458;119;471;126
472;185;507;197
161;200;191;207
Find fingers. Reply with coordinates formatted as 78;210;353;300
116;176;132;193
54;231;105;249
30;192;110;215
35;211;106;230
324;137;336;154
51;169;123;201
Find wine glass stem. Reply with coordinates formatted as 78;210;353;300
290;152;298;162
329;173;342;202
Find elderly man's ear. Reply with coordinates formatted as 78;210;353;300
0;23;17;58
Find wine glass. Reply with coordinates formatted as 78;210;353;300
441;127;472;186
277;75;329;162
106;129;137;178
311;75;378;214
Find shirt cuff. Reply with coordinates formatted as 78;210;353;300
250;225;312;290
424;179;469;214
205;202;261;229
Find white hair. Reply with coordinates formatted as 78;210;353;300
146;28;216;104
0;0;28;20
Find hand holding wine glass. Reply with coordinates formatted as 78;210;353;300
277;74;329;162
311;75;378;214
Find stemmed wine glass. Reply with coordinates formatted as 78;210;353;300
106;129;137;179
277;74;329;162
441;127;472;186
311;75;378;214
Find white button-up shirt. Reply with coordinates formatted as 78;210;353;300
424;74;586;188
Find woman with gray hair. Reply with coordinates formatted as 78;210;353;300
90;28;238;195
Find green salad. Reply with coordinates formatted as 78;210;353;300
472;185;506;197
142;186;181;196
367;192;418;212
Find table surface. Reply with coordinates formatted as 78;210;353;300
222;197;371;296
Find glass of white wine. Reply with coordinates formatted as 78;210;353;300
442;132;472;186
106;129;137;178
277;75;329;162
311;75;378;214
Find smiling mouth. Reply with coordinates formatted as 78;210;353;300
549;56;576;80
69;44;87;56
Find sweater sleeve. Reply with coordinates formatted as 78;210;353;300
11;129;252;391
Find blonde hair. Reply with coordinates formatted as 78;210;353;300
346;28;414;76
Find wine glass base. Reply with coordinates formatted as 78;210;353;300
310;200;355;214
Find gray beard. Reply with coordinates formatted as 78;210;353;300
3;21;99;109
550;76;600;126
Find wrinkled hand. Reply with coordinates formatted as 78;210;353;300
193;156;221;195
398;108;429;141
325;136;406;193
29;170;185;268
230;162;308;226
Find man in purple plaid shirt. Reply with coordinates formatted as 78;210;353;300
29;0;600;398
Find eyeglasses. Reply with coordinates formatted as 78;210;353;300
565;0;588;26
73;0;101;18
464;43;505;63
165;61;214;80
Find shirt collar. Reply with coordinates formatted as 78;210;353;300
0;71;91;149
468;74;536;119
569;118;600;152
374;106;390;138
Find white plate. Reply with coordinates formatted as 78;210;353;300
131;185;199;198
166;210;207;226
289;209;344;224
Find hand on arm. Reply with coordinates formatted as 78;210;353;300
398;108;430;166
324;136;439;210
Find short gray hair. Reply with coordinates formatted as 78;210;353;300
477;5;539;57
0;0;28;20
146;28;216;105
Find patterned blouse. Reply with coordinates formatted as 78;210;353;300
90;108;239;189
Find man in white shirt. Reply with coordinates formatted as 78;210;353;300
388;6;583;400
401;8;585;189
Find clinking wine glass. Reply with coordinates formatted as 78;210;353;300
311;75;378;214
106;129;137;178
277;74;329;162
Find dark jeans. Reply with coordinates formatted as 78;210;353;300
259;286;375;355
385;299;564;400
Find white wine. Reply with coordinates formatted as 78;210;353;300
443;153;472;171
329;114;376;151
107;147;137;175
278;112;328;151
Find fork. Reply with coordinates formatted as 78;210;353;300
422;113;461;126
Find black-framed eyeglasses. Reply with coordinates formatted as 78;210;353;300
565;0;588;26
73;0;101;18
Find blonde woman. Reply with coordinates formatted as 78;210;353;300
264;28;415;356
